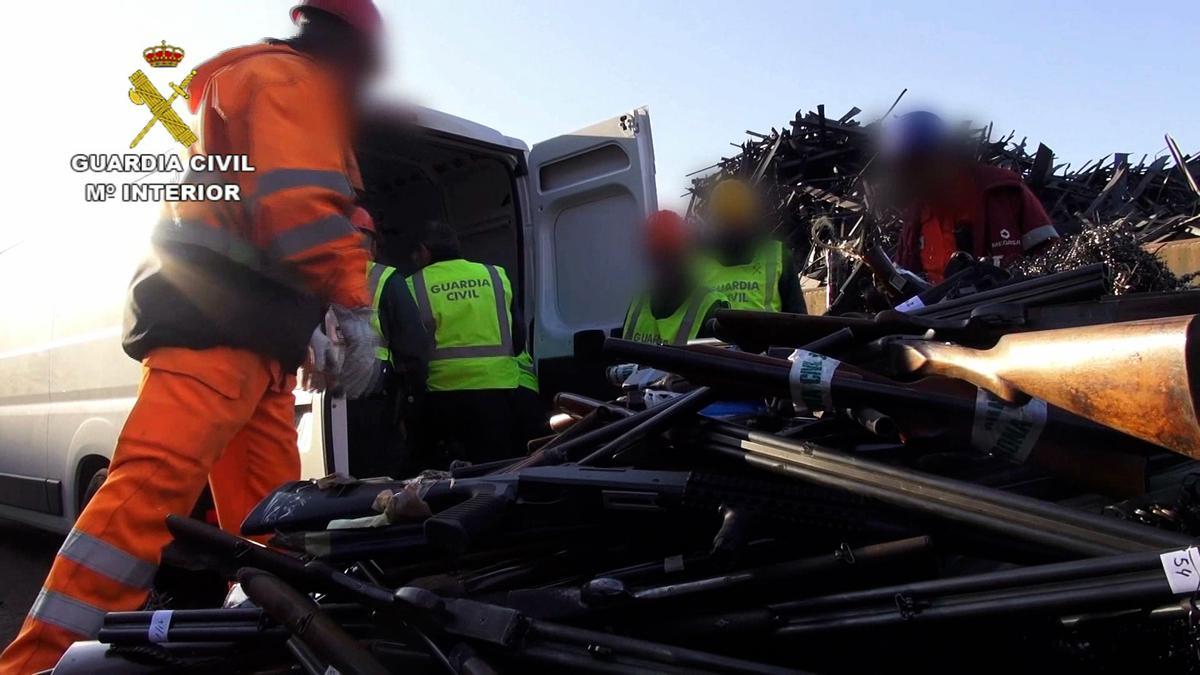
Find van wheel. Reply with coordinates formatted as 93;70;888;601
80;468;108;511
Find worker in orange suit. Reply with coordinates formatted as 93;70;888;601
0;2;385;672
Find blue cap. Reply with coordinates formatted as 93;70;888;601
882;110;950;159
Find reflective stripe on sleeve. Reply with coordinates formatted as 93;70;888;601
181;169;222;185
1021;225;1059;250
254;169;354;204
267;214;356;260
29;589;107;637
154;218;264;268
58;528;157;589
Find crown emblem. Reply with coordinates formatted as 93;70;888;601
143;40;185;68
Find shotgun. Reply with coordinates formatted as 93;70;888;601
714;290;1200;352
606;337;1156;496
888;314;1200;458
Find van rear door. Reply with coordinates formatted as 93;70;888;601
527;108;656;395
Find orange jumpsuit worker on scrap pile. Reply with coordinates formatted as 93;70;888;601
0;1;385;672
886;110;1060;284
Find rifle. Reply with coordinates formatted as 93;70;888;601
713;289;1200;352
499;536;931;620
498;387;711;473
907;263;1107;320
695;423;1192;557
242;464;895;554
389;586;804;674
99;604;372;645
237;568;390;675
666;546;1183;639
606;337;1157;496
170;518;803;675
889;314;1200;459
862;244;931;302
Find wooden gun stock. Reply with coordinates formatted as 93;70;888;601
890;315;1200;458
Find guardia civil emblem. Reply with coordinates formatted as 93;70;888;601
128;41;198;148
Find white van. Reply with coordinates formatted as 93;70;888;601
0;106;656;533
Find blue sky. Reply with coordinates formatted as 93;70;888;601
2;0;1195;245
392;1;1198;206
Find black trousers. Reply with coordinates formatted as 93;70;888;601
414;388;548;468
346;390;409;479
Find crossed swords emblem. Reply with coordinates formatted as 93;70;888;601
128;68;199;149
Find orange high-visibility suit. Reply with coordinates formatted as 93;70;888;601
1;43;370;674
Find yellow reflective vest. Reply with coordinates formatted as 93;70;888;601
699;240;784;311
405;259;520;391
622;288;727;346
367;261;398;363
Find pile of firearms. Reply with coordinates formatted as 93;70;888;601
56;272;1200;674
687;102;1200;306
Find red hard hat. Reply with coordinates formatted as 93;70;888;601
645;209;689;255
350;206;376;236
291;0;383;37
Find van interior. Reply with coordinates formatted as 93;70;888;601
357;120;525;293
345;118;527;477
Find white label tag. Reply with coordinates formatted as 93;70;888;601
1160;547;1200;595
788;350;840;415
894;295;926;313
148;609;173;643
970;390;1048;464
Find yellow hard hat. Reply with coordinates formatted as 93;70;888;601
706;178;762;231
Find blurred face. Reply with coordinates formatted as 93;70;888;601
359;231;378;259
412;244;432;270
648;247;690;291
886;148;958;204
299;12;381;108
714;217;762;249
338;43;381;103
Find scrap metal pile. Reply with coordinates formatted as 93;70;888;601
56;276;1200;674
686;102;1200;304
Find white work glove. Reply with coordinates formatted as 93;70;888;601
299;325;340;392
329;304;384;399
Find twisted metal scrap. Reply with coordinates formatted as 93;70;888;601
1009;221;1191;294
689;102;1200;291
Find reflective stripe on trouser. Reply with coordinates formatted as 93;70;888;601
0;347;301;675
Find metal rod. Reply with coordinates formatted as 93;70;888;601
577;387;716;466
